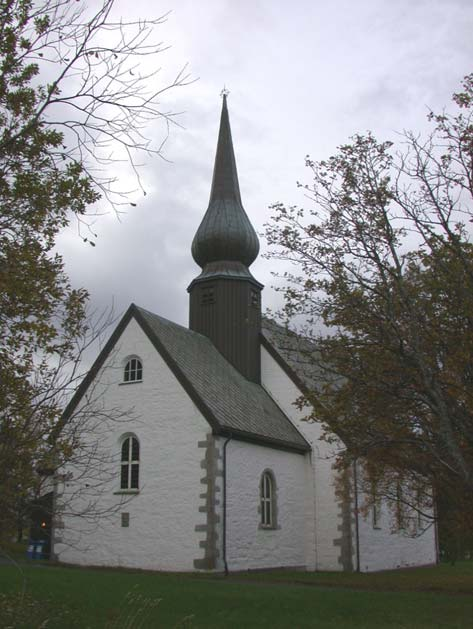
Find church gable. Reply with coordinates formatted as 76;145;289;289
64;303;310;454
55;313;215;571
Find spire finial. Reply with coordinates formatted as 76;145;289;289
220;86;230;99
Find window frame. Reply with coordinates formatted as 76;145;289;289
259;470;277;529
119;435;140;492
122;357;143;384
395;482;405;529
370;481;382;529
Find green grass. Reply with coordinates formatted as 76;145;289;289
0;561;471;628
226;560;473;594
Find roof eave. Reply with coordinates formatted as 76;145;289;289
212;426;310;454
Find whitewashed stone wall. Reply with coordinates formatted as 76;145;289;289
54;316;437;573
356;494;437;572
224;438;307;571
261;345;438;572
261;346;346;571
54;317;212;571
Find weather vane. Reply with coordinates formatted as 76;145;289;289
220;86;230;98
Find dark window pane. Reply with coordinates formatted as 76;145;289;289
121;438;129;462
136;366;142;380
131;437;139;461
131;464;139;489
121;464;129;489
264;474;271;498
124;363;130;381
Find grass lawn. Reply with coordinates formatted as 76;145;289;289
0;560;472;628
226;560;473;594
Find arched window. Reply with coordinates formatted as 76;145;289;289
120;436;140;490
123;357;143;383
260;470;276;528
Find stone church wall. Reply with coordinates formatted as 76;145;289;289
54;317;212;571
356;493;437;571
261;345;438;572
261;346;347;571
224;439;307;571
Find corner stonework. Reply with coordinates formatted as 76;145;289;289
333;466;355;571
194;434;221;570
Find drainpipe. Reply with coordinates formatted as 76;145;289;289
353;459;361;572
222;435;232;576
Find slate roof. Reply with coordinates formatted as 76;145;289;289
136;306;309;453
261;317;325;395
64;304;310;454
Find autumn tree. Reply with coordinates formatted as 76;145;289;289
0;0;190;542
265;75;473;534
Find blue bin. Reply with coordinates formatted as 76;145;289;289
26;539;48;560
26;543;35;559
34;540;47;559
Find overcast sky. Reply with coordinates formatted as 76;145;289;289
58;0;473;336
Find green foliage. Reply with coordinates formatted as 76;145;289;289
265;74;473;535
0;0;189;541
0;0;98;540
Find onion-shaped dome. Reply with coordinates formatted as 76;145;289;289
191;95;259;270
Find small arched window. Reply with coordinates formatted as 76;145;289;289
120;436;140;490
123;357;143;383
260;470;276;528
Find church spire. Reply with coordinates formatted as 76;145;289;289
188;94;263;384
191;93;260;270
209;92;242;206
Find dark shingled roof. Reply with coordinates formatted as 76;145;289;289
135;306;309;453
63;304;310;453
261;317;325;395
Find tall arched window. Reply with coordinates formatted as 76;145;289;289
120;436;140;490
123;357;143;383
260;470;276;528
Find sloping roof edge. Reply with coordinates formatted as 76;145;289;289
63;304;309;454
62;303;221;433
260;333;310;398
62;303;137;422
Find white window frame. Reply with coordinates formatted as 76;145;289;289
123;357;143;383
371;481;381;529
396;482;405;529
120;436;140;490
372;500;381;529
260;471;275;528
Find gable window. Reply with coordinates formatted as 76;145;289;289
260;470;276;528
124;357;143;383
120;436;140;490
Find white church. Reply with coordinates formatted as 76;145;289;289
52;96;438;573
